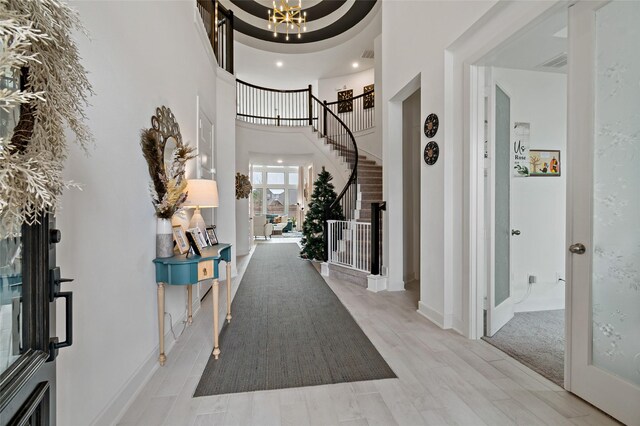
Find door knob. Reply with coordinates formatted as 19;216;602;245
569;243;586;254
511;229;521;236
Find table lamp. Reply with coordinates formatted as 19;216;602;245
183;179;219;233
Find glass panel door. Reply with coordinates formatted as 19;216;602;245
0;235;23;375
568;1;640;423
486;83;515;336
494;85;511;307
591;0;640;388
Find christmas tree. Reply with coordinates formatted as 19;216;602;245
300;167;344;261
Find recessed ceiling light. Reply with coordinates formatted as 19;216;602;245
276;61;283;67
352;62;359;68
277;159;283;163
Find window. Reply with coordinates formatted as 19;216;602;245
267;189;285;214
288;188;298;216
252;171;263;184
252;188;263;215
288;172;298;185
252;165;302;216
267;172;284;185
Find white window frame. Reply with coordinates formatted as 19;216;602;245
251;165;300;216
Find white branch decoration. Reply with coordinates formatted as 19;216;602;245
0;0;93;236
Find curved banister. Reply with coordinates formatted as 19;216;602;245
310;94;358;216
236;78;310;94
236;79;362;226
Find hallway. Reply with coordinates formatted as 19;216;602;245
118;246;615;426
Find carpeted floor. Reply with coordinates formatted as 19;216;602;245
194;243;396;397
483;309;565;386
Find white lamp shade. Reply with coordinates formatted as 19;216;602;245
183;179;219;208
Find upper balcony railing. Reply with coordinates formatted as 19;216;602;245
236;80;374;133
197;0;234;74
236;79;359;227
324;89;375;134
236;80;318;127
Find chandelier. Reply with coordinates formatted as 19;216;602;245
268;0;307;41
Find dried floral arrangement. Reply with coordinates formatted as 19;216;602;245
140;106;195;219
0;0;94;236
235;173;252;199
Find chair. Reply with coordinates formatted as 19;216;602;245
253;216;273;239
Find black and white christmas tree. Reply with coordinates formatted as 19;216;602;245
300;167;344;261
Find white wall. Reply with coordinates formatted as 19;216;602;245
492;67;566;312
382;1;497;330
56;2;235;425
317;68;375;104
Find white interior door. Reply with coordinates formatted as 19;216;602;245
568;2;640;424
487;82;515;336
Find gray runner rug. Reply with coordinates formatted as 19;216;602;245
194;243;396;396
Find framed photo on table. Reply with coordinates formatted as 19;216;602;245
206;226;218;245
188;227;209;248
172;225;190;254
186;230;204;256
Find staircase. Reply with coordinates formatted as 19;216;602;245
323;137;383;287
355;158;383;222
235;79;384;287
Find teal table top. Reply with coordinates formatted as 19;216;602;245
153;243;231;265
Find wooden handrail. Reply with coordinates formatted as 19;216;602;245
236;79;311;94
325;89;374;106
311;93;359;208
237;113;317;122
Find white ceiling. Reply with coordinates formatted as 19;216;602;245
234;7;380;89
479;7;568;74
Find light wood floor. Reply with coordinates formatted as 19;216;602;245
119;245;616;426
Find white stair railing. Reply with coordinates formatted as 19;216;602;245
327;220;371;272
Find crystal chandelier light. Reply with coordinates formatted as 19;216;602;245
268;0;307;41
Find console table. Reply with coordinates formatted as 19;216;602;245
153;243;232;366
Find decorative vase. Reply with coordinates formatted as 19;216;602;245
156;218;174;258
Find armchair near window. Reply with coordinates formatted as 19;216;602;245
253;215;273;239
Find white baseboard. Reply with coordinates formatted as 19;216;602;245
417;301;447;328
92;305;197;426
452;316;465;335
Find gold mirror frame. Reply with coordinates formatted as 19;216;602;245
151;106;183;171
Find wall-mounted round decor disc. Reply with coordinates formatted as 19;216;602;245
424;141;439;165
424;113;439;138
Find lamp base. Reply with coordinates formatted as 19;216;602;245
189;207;207;235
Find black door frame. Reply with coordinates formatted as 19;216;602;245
0;214;57;425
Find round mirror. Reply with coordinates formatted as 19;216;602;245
164;136;178;173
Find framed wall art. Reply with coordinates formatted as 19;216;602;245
529;149;561;177
363;84;374;109
337;89;353;113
